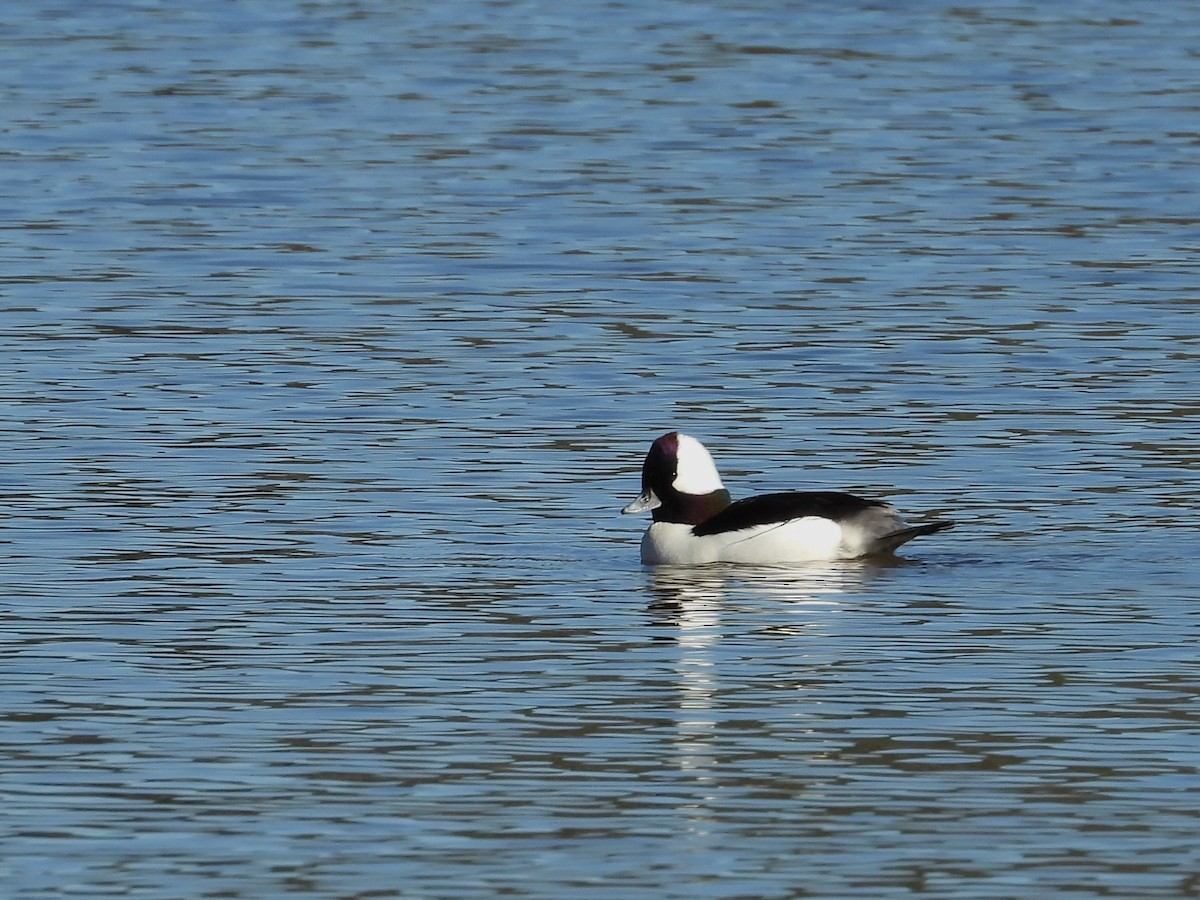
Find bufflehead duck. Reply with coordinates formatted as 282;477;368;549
623;432;954;565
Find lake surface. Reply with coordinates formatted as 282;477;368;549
2;1;1199;897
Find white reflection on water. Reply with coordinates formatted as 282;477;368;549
646;564;857;782
650;569;725;783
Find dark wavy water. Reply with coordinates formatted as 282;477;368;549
2;2;1198;897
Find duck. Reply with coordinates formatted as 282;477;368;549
622;431;954;565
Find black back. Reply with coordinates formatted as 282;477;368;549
692;491;886;537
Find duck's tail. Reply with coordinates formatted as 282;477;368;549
872;520;955;555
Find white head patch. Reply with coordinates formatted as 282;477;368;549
672;433;725;495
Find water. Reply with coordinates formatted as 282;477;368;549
2;1;1199;897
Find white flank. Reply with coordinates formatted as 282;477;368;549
672;434;725;495
640;517;846;565
720;517;844;563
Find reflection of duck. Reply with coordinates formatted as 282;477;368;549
645;563;854;799
623;432;954;565
646;561;859;630
646;568;726;631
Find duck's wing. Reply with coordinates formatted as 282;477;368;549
692;491;888;537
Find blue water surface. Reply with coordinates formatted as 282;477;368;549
2;1;1198;897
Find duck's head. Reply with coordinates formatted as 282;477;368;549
622;432;730;524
